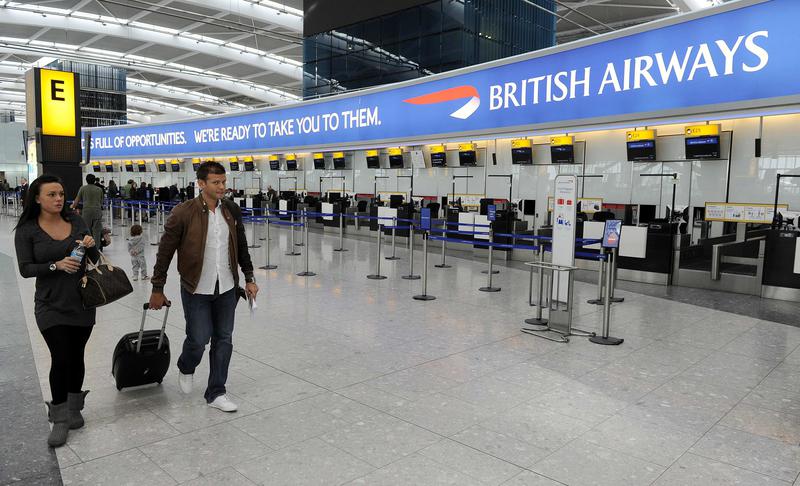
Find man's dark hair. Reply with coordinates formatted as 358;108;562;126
196;161;225;181
86;174;95;184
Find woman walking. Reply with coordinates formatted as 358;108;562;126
14;175;100;447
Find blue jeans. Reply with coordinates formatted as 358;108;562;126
177;286;237;402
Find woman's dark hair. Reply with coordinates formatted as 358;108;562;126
197;161;225;181
15;175;72;230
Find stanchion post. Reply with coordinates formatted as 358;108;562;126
367;223;387;280
248;211;261;249
590;253;624;345
402;226;420;280
434;223;451;269
525;244;548;326
413;231;436;300
294;210;304;246
285;213;301;256
260;218;278;270
137;201;143;226
479;229;501;292
609;247;624;303
333;210;347;252
386;217;400;260
587;252;605;305
297;210;316;277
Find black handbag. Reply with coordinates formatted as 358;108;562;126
80;255;134;309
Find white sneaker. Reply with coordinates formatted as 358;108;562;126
208;394;238;413
178;372;193;394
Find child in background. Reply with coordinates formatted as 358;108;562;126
128;224;149;281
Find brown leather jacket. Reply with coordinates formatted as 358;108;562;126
151;196;254;294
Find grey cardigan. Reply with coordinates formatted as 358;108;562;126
14;214;100;331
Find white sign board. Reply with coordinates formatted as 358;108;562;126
321;202;334;221
279;199;288;212
619;226;647;259
474;215;490;241
458;212;475;233
795;237;800;275
583;221;605;250
552;175;577;302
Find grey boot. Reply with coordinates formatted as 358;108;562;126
46;402;69;447
67;391;89;430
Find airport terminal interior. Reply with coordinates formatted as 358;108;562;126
2;0;800;485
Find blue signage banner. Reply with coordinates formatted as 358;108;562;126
487;205;497;222
420;207;432;231
86;0;800;158
602;220;623;249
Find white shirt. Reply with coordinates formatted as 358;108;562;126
194;201;235;295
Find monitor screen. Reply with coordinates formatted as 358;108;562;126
170;163;181;172
458;150;476;166
192;162;200;171
137;163;147;172
92;164;101;173
685;135;720;159
269;160;280;170
389;154;404;168
430;152;446;167
229;161;240;171
157;163;167;173
333;157;346;169
286;160;297;170
511;147;533;165
366;155;380;168
550;145;575;164
104;164;114;173
627;140;657;161
244;161;255;171
125;164;133;172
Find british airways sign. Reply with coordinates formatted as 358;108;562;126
87;0;800;158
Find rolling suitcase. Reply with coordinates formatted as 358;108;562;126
112;303;171;390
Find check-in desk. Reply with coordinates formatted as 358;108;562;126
675;227;770;295
761;229;800;301
541;222;664;284
369;205;412;238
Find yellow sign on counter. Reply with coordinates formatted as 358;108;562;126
365;149;379;157
313;153;324;160
626;129;656;141
685;124;720;137
333;152;345;159
458;143;476;152
268;154;279;161
550;135;574;146
286;154;297;161
388;148;402;156
429;145;446;154
39;69;78;137
511;139;532;149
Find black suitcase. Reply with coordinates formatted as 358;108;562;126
112;303;171;390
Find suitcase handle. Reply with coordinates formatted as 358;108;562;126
138;302;171;353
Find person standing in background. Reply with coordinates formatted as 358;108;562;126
70;174;104;247
107;180;118;199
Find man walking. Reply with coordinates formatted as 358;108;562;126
71;174;104;246
148;161;258;412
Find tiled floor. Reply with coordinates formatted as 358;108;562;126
2;213;800;486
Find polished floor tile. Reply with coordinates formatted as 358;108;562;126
4;214;800;485
532;438;665;486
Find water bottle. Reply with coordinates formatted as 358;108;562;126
70;243;85;262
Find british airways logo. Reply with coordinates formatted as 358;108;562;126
403;85;481;120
